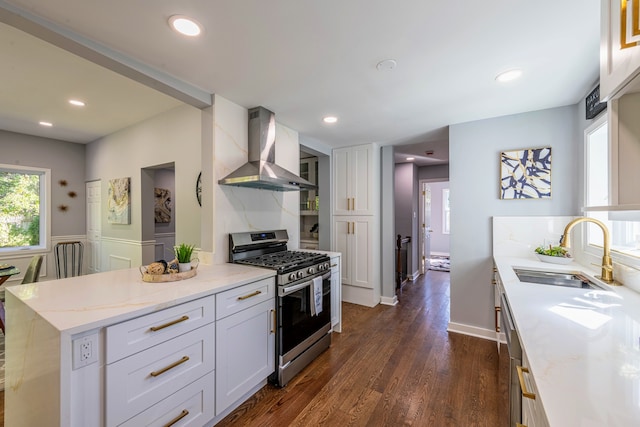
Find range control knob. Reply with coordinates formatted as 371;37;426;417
322;262;330;270
288;273;297;281
297;271;304;279
307;267;315;274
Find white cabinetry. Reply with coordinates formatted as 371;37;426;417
329;254;342;333
105;296;215;426
600;0;640;100
332;144;380;307
215;278;276;416
519;350;550;427
608;93;640;208
333;144;376;215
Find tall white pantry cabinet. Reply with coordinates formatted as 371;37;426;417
332;144;381;307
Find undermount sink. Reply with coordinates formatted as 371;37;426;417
513;268;605;290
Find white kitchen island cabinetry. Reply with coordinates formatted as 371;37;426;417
4;264;276;427
215;278;275;417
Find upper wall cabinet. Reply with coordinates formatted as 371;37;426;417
601;0;640;100
609;92;640;207
332;144;378;216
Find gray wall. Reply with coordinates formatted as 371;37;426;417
0;130;86;236
449;105;581;333
394;162;419;276
418;164;449;181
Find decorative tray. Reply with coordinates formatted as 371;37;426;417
139;263;198;283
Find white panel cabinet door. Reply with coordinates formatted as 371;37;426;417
215;298;275;416
333;217;351;285
600;0;640;100
332;144;375;216
333;148;351;215
351;217;374;289
330;255;342;333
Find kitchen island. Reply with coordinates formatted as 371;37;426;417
494;255;640;426
4;263;276;426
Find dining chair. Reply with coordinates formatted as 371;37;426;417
21;254;44;284
0;255;44;334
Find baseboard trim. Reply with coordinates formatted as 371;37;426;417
380;295;398;306
447;322;496;342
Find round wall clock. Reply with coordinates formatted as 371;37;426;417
196;172;202;206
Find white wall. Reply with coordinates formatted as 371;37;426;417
86;104;202;268
211;96;301;264
448;105;581;337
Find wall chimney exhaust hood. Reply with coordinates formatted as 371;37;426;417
218;106;316;191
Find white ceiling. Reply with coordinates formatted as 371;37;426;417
0;0;600;164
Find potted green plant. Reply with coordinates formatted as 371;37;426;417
175;243;195;272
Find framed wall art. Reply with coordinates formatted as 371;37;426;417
107;177;131;224
500;147;551;199
154;187;172;223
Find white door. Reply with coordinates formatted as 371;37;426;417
86;180;102;274
421;182;432;274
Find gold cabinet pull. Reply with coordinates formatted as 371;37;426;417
237;290;262;300
494;307;501;332
164;409;189;427
491;279;497;285
149;315;189;332
516;365;536;400
516;424;527;427
150;356;190;377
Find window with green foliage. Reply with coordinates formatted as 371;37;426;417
0;164;49;252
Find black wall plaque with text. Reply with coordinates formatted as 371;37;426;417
586;85;607;119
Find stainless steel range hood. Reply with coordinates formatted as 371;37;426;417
218;107;316;191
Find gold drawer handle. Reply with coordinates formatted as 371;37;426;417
149;315;189;332
270;309;276;334
516;424;527;427
237;290;262;300
494;307;501;332
150;356;190;377
164;409;189;427
516;365;536;400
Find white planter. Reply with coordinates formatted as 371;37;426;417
178;262;191;272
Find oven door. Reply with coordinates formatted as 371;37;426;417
278;271;331;361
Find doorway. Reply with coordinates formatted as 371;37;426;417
141;163;176;264
420;180;450;273
86;180;101;274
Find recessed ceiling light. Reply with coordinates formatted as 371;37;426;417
323;116;338;124
69;99;85;107
495;69;523;82
39;121;53;127
169;15;202;37
406;157;415;161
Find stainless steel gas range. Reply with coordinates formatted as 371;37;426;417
229;230;332;386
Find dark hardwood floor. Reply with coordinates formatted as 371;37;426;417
218;270;508;427
0;270;507;427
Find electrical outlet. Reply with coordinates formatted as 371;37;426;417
73;334;98;369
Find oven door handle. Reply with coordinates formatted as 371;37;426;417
280;272;331;296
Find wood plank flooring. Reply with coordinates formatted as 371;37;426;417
0;270;507;427
218;270;508;427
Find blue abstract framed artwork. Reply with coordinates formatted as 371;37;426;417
500;147;551;199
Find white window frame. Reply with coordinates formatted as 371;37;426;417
581;114;640;271
0;164;51;255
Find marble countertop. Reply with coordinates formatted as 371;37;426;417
5;263;275;335
494;255;640;426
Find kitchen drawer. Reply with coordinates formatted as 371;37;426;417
106;295;215;363
119;372;214;427
105;324;214;427
216;277;275;320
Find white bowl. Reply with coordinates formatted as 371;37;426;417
535;253;574;265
